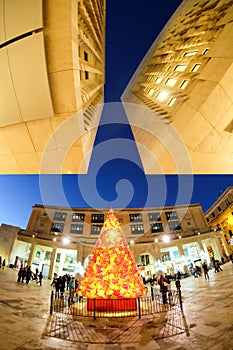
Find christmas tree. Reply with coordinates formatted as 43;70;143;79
78;209;147;300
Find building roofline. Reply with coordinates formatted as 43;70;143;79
33;202;202;212
205;186;233;215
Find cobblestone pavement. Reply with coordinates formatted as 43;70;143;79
0;262;233;350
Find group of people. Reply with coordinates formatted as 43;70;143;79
193;257;225;281
157;273;181;305
50;273;81;304
17;265;43;285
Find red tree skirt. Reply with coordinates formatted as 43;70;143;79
87;298;137;312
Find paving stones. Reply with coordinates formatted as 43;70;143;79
0;263;233;349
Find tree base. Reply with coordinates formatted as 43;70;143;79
87;298;137;312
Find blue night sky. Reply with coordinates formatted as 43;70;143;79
0;0;232;229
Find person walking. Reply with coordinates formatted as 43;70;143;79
202;261;210;281
37;271;43;286
215;259;223;272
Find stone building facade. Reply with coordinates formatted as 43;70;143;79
122;0;233;174
205;186;233;248
0;0;106;173
0;201;230;280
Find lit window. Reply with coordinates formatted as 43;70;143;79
183;50;198;57
155;77;163;84
180;80;189;89
191;64;201;72
148;89;154;96
167;97;177;107
131;224;144;234
129;214;142;222
165;78;178;87
174;64;188;72
156;90;168;102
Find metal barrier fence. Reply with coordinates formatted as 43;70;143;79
50;287;183;319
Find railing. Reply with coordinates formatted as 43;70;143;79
50;287;183;319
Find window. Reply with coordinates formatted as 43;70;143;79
56;253;61;263
180;80;189;89
212;213;215;218
140;254;150;266
155;77;163;84
70;224;83;234
151;222;163;233
72;213;85;222
202;48;209;55
156;90;168;102
174;64;187;72
217;206;222;213
54;212;67;221
129;214;142;222
91;224;103;234
167;97;176;107
148;88;155;96
45;251;52;261
148;212;161;221
92;214;104;223
85;70;89;79
131;224;144;234
84;51;88;61
183;50;198;57
168;220;181;231
161;251;171;262
191;64;201;72
165;78;178;87
51;222;64;233
165;211;178;220
225;198;231;206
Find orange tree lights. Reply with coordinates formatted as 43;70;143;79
77;209;146;310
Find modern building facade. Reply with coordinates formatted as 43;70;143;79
205;186;233;247
0;201;230;280
122;0;233;174
0;0;106;173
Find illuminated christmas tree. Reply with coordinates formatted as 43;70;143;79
78;209;146;310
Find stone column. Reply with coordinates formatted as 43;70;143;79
48;246;57;280
197;238;204;252
215;234;231;256
153;242;161;261
27;241;36;266
178;243;184;258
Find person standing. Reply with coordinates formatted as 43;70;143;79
26;266;32;284
157;274;168;304
17;267;23;283
68;277;76;305
2;259;6;270
202;261;210;280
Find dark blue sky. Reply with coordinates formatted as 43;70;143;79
0;0;232;229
